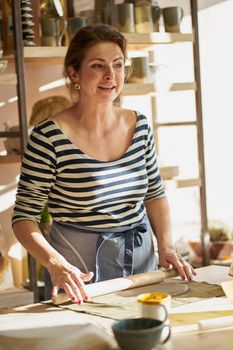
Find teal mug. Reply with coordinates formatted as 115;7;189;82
112;317;171;350
68;16;87;40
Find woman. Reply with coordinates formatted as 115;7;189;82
12;24;196;303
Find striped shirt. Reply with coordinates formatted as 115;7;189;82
12;112;166;229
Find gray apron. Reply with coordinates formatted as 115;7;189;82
44;216;157;300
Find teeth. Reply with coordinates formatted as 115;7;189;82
99;85;114;89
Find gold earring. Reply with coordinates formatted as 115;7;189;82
74;83;80;90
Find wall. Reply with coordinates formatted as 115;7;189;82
198;0;233;225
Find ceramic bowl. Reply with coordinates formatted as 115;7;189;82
112;317;170;350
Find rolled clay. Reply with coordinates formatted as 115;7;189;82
52;269;178;305
198;316;233;330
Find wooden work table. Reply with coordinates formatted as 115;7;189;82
0;266;232;350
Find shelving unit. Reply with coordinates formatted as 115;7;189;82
0;0;39;302
1;0;209;301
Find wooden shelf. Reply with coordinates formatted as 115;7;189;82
160;166;179;179
125;32;194;48
123;83;155;95
170;82;196;91
0;73;17;85
23;46;67;64
175;177;201;188
165;177;201;189
123;82;196;96
20;32;193;63
155;121;197;127
0;155;21;164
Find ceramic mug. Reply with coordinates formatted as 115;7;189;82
137;292;171;321
137;292;171;343
162;6;183;33
68;16;87;40
128;56;150;84
41;17;67;46
135;6;154;33
112;317;171;350
115;3;135;33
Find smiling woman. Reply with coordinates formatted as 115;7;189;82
67;41;125;105
12;24;196;304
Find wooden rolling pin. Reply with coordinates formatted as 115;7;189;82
51;269;178;305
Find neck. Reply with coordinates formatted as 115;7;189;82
73;101;117;131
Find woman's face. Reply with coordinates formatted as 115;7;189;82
71;41;125;104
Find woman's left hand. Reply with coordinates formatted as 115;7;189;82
159;250;197;281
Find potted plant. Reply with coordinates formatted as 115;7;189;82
189;221;233;264
208;221;233;260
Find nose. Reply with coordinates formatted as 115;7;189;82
104;65;114;80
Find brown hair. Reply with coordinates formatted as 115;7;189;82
64;24;128;101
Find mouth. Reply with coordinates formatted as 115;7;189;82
98;84;116;90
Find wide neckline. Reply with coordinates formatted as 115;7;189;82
48;111;140;164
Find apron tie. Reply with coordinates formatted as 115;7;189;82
96;221;148;279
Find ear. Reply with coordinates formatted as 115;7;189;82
67;66;79;84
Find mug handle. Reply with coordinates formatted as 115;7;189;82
57;17;67;46
159;304;171;344
180;7;184;20
159;323;171;344
159;303;168;323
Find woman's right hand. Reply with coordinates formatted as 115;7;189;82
47;256;94;304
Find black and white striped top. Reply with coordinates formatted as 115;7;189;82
12;112;166;229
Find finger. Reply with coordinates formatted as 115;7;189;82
174;260;187;280
160;253;179;267
182;262;194;281
192;268;197;276
77;271;94;300
179;257;196;277
63;282;83;304
166;254;186;279
66;274;84;303
159;255;174;267
70;272;90;301
183;261;197;280
165;264;173;270
176;255;195;280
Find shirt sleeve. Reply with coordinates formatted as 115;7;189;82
12;126;57;225
144;124;166;201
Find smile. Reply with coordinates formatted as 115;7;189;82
98;85;116;90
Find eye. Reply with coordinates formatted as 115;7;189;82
114;62;123;69
91;63;103;70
